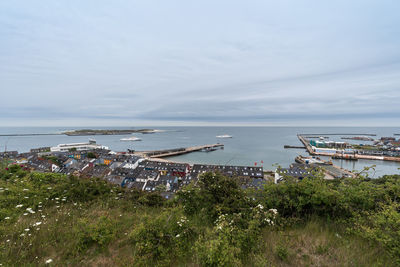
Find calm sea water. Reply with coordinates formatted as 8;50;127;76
0;126;399;176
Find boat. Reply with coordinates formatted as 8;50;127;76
120;136;142;141
203;147;218;152
216;134;233;138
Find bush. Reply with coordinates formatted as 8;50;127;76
137;192;165;207
262;175;400;219
352;202;400;262
275;244;289;261
76;216;116;252
195;236;241;267
177;172;253;223
129;209;197;265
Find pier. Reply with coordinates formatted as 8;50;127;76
300;133;377;136
284;145;306;149
298;134;400;163
0;133;62;137
134;144;224;158
295;155;356;178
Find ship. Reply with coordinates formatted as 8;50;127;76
216;134;233;138
120;136;142;141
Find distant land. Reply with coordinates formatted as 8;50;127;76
63;129;156;136
0;129;156;137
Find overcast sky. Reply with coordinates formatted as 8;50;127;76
1;0;400;126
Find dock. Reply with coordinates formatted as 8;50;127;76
134;144;224;158
298;134;400;163
295;155;356;178
284;145;306;149
0;133;62;137
300;133;377;136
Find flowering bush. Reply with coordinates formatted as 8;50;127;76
129;209;197;265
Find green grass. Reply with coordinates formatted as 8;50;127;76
0;166;399;266
253;219;394;266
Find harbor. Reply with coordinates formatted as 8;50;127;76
297;134;400;163
1;126;400;175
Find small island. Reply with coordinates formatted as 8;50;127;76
63;129;157;136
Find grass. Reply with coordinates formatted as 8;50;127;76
253;218;394;266
0;167;399;266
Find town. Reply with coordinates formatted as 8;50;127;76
0;140;267;198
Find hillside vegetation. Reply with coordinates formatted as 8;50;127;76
0;164;399;266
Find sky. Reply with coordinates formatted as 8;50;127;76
1;0;400;127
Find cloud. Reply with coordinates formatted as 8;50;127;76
1;0;400;126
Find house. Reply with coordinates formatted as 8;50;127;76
275;165;315;183
30;147;51;153
190;164;264;180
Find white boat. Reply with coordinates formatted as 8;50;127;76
216;134;233;138
120;136;142;141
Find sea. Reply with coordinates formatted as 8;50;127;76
1;126;399;177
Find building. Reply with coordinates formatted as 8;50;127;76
190;164;264;179
50;140;109;152
30;147;51;153
275;165;315;183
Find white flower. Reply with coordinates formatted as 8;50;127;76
20;233;25;237
175;234;180;238
16;204;23;208
24;228;30;232
55;198;59;200
23;188;29;191
23;213;28;216
6;239;10;242
4;217;10;220
47;187;52;190
34;222;42;226
26;208;35;214
45;259;53;264
269;209;278;215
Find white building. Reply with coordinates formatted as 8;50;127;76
50;140;108;152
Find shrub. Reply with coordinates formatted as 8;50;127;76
76;216;116;252
177;172;252;223
352;202;400;262
195;235;241;267
275;244;289;261
129;209;197;265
